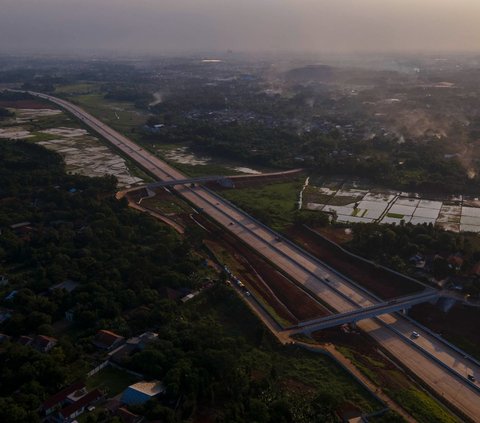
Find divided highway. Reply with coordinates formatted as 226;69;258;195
29;91;480;421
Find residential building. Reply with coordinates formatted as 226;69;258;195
92;330;125;351
42;381;86;416
32;335;58;353
54;389;103;423
121;381;165;405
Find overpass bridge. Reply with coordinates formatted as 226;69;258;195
288;289;440;335
146;168;304;190
147;176;234;189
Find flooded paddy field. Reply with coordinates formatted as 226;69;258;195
153;144;270;176
0;107;144;188
303;176;480;233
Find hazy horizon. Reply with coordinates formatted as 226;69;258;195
1;0;480;56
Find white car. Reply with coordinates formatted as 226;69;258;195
411;331;420;339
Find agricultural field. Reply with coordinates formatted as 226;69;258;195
0;107;144;188
303;177;480;233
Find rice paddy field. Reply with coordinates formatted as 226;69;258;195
303;177;480;233
0;107;144;188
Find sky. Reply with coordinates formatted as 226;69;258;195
1;0;480;55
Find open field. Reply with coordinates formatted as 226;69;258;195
219;180;304;231
68;93;146;134
86;366;138;397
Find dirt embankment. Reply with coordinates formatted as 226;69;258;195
197;215;330;324
287;226;425;300
0;100;51;109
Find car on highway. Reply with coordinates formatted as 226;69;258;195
468;374;476;382
411;331;420;339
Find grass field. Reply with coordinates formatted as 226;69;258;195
220;180;303;231
55;83;98;94
86;366;138;396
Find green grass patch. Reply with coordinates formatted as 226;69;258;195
173;162;242;177
30;132;61;142
86;366;138;397
220;180;303;231
302;186;335;205
55;83;98;94
335;344;460;423
391;389;459;423
70;94;146;133
328;195;362;206
142;195;191;215
386;213;405;219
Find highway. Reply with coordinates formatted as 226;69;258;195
29;91;480;421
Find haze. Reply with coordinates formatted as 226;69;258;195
1;0;480;55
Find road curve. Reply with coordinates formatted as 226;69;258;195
29;91;480;421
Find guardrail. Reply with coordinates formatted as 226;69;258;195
401;313;480;370
378;315;480;394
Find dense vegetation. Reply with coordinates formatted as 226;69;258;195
0;141;380;422
346;223;480;296
0;107;13;120
146;119;476;194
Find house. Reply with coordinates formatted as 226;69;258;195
0;275;8;287
0;308;12;324
0;333;11;343
121;381;165;405
470;261;480;277
18;335;33;346
158;287;183;301
448;254;464;271
32;335;58;353
109;332;158;364
9;222;35;240
54;389;103;423
116;407;144;423
92;329;125;351
65;309;75;322
4;290;18;301
49;280;79;294
9;221;32;231
42;381;86;416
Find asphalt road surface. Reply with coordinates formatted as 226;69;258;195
29;91;480;421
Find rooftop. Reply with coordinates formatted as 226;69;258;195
60;389;102;418
42;381;85;410
126;381;164;396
